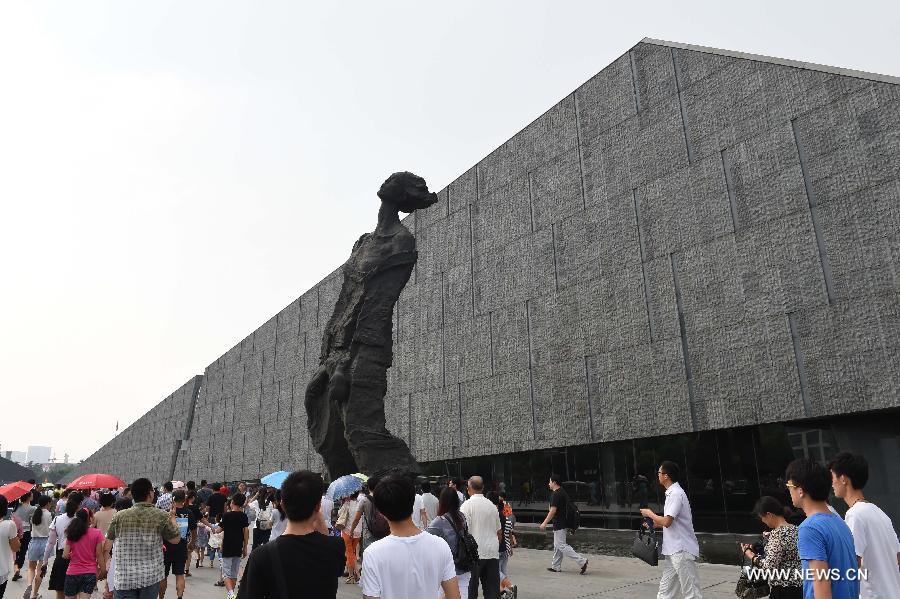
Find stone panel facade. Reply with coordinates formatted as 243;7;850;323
62;376;202;484
68;39;900;484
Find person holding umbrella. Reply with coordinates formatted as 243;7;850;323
327;475;366;539
335;492;362;584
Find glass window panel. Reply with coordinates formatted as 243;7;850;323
717;427;762;533
597;440;636;529
755;423;797;516
531;450;552;506
414;413;900;534
684;431;728;533
570;444;600;506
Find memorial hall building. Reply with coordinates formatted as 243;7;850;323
66;39;900;535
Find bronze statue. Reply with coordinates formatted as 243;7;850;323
305;172;437;478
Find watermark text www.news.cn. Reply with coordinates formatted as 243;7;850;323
747;568;868;582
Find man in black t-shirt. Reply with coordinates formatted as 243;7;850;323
239;470;345;599
539;474;588;574
550;485;568;529
161;490;196;599
217;493;250;597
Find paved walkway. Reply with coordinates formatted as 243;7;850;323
7;548;741;598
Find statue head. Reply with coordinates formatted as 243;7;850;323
377;172;439;213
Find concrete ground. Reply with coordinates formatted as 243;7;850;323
8;548;741;598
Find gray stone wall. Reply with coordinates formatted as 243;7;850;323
73;40;900;484
62;376;202;484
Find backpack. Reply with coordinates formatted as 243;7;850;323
365;503;391;540
256;504;273;531
565;497;581;532
443;514;479;572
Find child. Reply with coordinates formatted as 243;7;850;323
195;519;211;568
207;514;223;564
62;508;105;599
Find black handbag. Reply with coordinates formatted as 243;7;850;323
632;517;659;566
735;553;770;599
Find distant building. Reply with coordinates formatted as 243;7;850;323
4;451;27;465
27;446;51;464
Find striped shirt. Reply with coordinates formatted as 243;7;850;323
500;515;512;553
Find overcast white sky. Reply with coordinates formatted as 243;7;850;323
1;0;898;463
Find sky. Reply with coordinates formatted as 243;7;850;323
1;0;898;463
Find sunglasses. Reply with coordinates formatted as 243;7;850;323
785;482;798;489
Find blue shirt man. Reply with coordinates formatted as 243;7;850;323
798;512;859;599
786;458;859;599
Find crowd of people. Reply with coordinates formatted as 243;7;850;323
0;474;519;599
636;454;900;599
1;450;898;599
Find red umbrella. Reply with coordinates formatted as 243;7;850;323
67;473;126;490
0;481;34;502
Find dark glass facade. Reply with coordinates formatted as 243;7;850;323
421;410;900;535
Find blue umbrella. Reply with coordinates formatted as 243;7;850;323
261;470;290;489
326;474;366;500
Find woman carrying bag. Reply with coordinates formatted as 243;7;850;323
248;488;273;550
426;488;477;599
739;496;802;599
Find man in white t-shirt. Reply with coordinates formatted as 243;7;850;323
420;483;439;526
361;475;460;599
830;452;900;599
640;461;701;599
412;492;428;530
0;495;23;594
321;493;334;529
460;476;502;599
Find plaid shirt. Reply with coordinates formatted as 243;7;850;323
106;502;179;590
